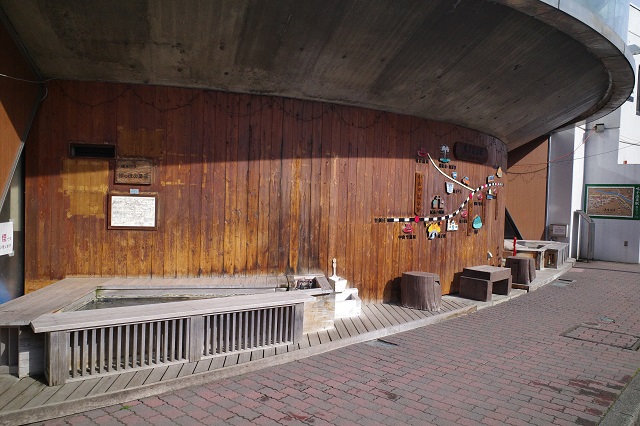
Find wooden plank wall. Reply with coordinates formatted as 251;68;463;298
25;80;507;302
505;137;549;240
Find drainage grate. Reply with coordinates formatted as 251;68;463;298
365;339;399;348
562;325;640;350
551;278;576;287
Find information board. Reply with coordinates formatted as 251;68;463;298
109;194;158;229
585;184;640;220
0;221;13;256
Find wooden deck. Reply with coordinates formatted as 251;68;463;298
0;299;475;425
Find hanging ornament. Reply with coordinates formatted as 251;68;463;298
427;222;441;239
439;145;451;163
402;223;414;234
460;209;468;219
496;166;503;178
447;219;459;231
487;175;495;183
461;176;470;186
445;182;454;194
477;192;483;200
472;215;483;229
451;171;458;179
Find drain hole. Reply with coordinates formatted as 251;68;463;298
365;339;399;348
557;278;575;283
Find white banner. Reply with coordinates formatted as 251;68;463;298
0;221;14;256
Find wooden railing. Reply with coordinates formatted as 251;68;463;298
31;293;312;386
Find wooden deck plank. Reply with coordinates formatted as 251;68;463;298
386;304;418;323
237;352;251;365
379;304;410;324
333;319;351;339
126;369;153;388
370;304;400;326
107;371;137;392
192;359;214;374
0;375;19;399
161;364;183;381
177;362;198;377
143;366;169;386
317;330;331;345
327;326;341;342
0;378;47;412
209;356;226;370
307;332;321;347
342;317;362;336
45;381;83;404
297;334;311;349
65;377;101;402
20;381;61;409
250;349;264;361
357;309;380;332
0;377;41;410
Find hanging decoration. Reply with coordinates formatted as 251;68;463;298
427;222;441;239
461;176;470;186
472;215;483;229
445;182;454;194
373;182;503;223
446;219;459;231
496;166;503;178
439;145;451;163
402;223;414;234
451;171;458;179
487;175;495;183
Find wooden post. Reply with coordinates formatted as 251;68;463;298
45;331;69;386
188;316;204;363
292;303;304;344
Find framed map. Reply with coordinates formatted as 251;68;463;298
584;184;640;220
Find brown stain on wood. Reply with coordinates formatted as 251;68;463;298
25;80;507;302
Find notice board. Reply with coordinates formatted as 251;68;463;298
108;194;158;229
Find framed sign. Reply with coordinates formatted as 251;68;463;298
108;194;158;230
454;141;488;164
115;158;153;185
584;184;640;220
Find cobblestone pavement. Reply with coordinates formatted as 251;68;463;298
37;262;640;425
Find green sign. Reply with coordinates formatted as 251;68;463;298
584;184;640;220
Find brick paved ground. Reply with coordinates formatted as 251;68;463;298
38;262;640;425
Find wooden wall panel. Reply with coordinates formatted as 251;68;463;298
506;138;549;240
25;80;507;302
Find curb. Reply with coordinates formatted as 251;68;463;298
600;370;640;426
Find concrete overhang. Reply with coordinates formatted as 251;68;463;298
0;0;634;151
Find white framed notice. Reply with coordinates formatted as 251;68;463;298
0;221;13;256
108;194;158;230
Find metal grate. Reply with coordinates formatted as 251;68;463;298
562;325;640;350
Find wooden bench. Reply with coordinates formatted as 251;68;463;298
400;272;441;311
31;292;315;386
505;256;536;285
459;266;512;302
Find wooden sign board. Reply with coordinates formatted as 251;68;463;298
414;172;424;216
115;159;153;185
454;142;488;164
108;194;158;230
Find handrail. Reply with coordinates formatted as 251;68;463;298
574;210;595;261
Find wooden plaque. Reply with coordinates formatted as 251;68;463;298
115;158;153;185
414;172;424;216
108;194;158;230
454;141;488;164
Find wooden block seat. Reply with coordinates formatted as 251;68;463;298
400;272;442;311
505;256;536;284
459;265;512;301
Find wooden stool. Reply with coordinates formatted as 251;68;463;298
400;272;442;311
459;265;512;301
505;256;536;284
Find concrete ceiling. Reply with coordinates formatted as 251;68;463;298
0;0;634;150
